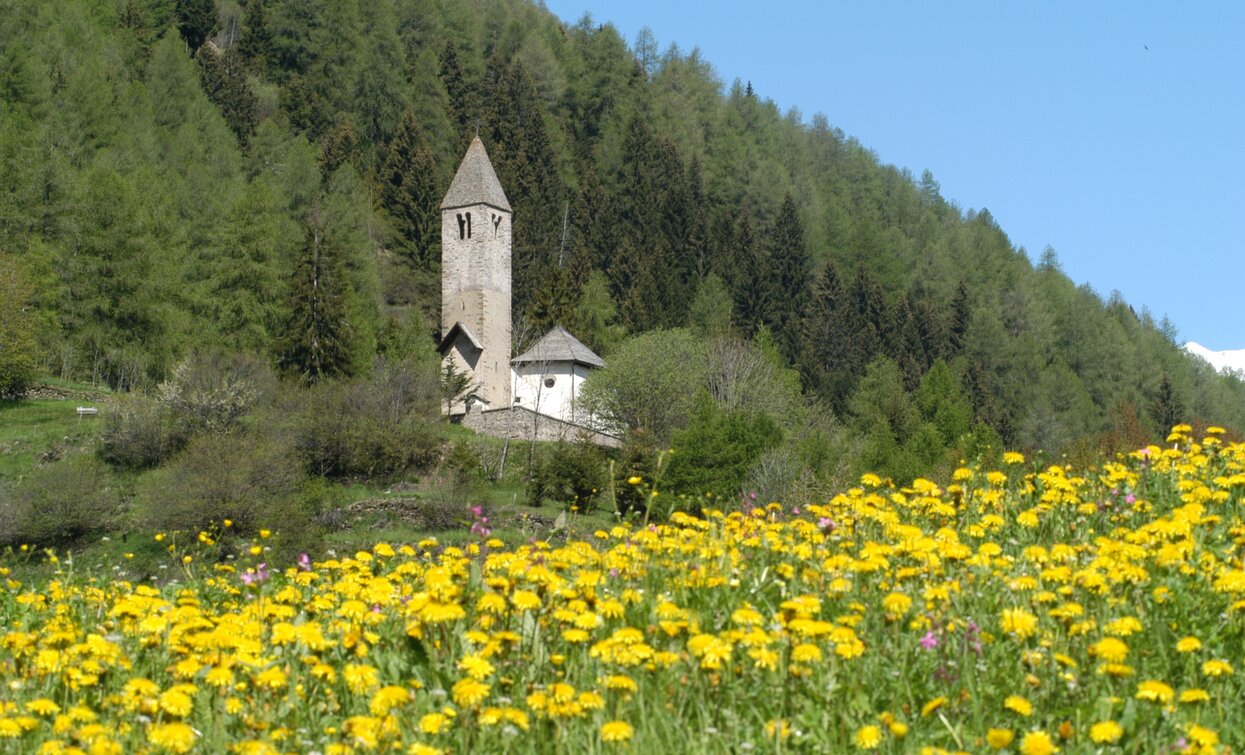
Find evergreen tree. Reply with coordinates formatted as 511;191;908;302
948;280;971;356
240;0;274;70
438;41;475;151
175;0;216;51
885;293;927;391
725;209;765;335
0;254;39;397
195;43;258;144
353;2;408;151
277;215;355;383
687;273;733;337
319;118;360;181
379;110;441;271
762;194;810;361
1151;373;1185;433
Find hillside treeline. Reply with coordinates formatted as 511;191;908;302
2;0;1242;469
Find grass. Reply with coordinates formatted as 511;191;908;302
0;397;102;482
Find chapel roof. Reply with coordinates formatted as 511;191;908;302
440;137;511;212
512;326;605;368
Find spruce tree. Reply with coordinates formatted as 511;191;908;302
379;110;440;271
240;0;274;71
278;216;355;383
195;43;258;144
762;193;810;361
175;0;216;51
438;41;475;151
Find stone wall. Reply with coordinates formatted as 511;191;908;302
460;405;621;448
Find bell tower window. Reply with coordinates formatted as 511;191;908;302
457;212;473;239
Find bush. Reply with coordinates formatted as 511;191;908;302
133;431;307;536
2;455;120;547
542;440;604;512
157;351;275;434
98;393;188;470
291;360;442;479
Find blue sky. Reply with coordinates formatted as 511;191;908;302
543;1;1245;351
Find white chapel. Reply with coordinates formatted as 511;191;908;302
437;138;613;443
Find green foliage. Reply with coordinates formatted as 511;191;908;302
540;440;605;512
0;254;39;397
0;0;1242;460
99;393;190;471
665;394;782;499
291;359;443;480
578;329;709;445
133;429;307;535
2;454;119;547
687;273;733;337
277;216;357;384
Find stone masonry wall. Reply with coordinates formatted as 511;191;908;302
460;406;621;448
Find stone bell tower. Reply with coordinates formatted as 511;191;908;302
438;137;512;411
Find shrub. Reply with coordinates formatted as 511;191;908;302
157;351;275;434
98;393;188;470
291;359;442;479
542;440;604;512
133;431;306;536
3;455;120;547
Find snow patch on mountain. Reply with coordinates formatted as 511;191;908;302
1184;342;1245;377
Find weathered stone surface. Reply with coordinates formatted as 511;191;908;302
460;405;620;448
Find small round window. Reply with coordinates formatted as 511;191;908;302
543;377;556;388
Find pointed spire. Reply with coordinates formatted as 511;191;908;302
440;137;511;212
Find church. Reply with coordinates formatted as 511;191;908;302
437;138;617;446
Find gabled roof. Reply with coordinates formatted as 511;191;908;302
440;137;511;212
438;321;483;353
512;326;605;368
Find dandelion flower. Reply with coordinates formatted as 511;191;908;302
853;724;882;749
1089;721;1122;744
986;728;1014;749
1018;730;1058;755
601;720;634;742
1004;696;1033;717
1135;680;1174;703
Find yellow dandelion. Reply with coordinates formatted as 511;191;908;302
854;724;882;749
1175;636;1202;653
986;728;1014;749
147;722;197;754
1135;680;1174;703
601;720;634;742
1018;730;1059;755
1089;720;1122;744
1004;696;1033;717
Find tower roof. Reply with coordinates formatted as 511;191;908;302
512;326;605;368
440;137;511;212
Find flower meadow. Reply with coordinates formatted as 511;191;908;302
3;426;1245;754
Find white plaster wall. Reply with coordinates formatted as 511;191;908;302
511;362;589;423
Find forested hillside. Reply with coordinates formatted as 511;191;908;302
2;0;1242;469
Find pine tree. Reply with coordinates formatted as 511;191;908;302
484;60;563;319
353;3;408;150
319;118;360;181
438;41;475;152
195;43;258;144
379;109;441;271
175;0;217;51
726;209;765;335
886;293;927;391
1151;373;1185;433
762;193;810;361
240;0;274;71
948;280;971;356
277;215;355;383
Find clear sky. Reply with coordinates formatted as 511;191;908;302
543;0;1245;351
